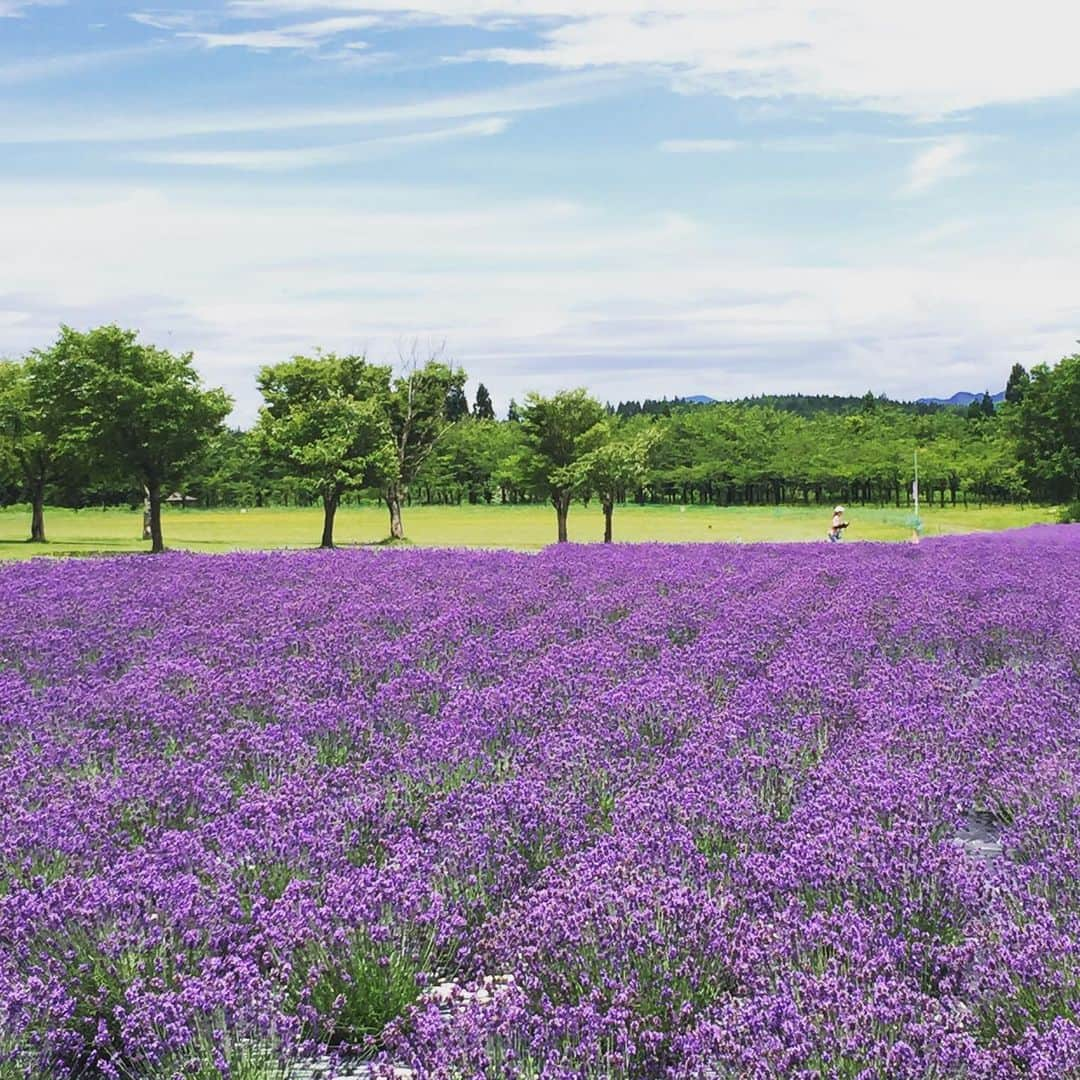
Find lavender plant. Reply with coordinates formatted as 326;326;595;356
0;527;1077;1077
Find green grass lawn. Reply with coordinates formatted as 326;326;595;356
0;502;1059;559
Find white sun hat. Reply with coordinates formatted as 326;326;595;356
834;505;845;513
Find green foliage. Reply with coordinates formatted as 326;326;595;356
21;326;231;550
7;325;1077;532
519;389;606;539
444;381;470;422
383;358;467;527
49;326;231;489
0;347;93;540
0;361;30;487
519;390;607;484
415;416;524;505
254;352;394;546
1005;362;1030;405
573;420;659;540
255;352;392;497
1013;353;1080;502
575;421;658;494
185;427;268;508
288;924;447;1047
473;382;495;421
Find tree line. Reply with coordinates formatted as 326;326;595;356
2;325;1078;550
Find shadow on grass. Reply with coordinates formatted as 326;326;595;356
0;538;141;548
331;537;415;550
0;539;154;560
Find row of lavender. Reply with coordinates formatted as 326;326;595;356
1;530;1078;1078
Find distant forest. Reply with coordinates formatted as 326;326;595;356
613;391;989;420
161;378;1068;513
3;326;1079;548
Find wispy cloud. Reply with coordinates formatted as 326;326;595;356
0;0;62;16
4;0;1076;418
178;15;378;50
465;1;1080;118
903;137;974;195
129;117;510;170
659;139;739;154
126;3;1080;117
3;180;1075;422
0;44;161;85
129;12;203;31
0;70;618;143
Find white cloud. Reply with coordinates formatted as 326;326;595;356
0;71;615;143
129;117;510;169
129;12;203;31
903;137;974;195
1;181;1075;421
216;0;1080;117
0;0;62;15
179;15;378;50
0;44;160;85
660;138;739;154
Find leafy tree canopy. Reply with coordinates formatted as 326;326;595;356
36;325;231;550
255;351;392;547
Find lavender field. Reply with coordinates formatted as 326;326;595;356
2;530;1079;1079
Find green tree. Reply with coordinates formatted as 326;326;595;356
967;392;995;420
39;326;231;553
416;416;521;505
185;427;274;508
575;421;659;542
1014;354;1080;502
507;398;521;423
474;383;495;422
0;360;51;541
383;356;467;540
255;352;392;548
0;348;100;542
519;389;606;542
444;382;470;422
1005;363;1030;406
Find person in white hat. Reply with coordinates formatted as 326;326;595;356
828;505;849;542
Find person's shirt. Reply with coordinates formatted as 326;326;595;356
831;511;843;529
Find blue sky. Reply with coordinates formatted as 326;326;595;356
1;0;1078;423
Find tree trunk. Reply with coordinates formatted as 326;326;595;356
147;481;165;553
29;477;46;543
603;497;613;544
386;487;404;540
553;491;570;543
320;491;339;549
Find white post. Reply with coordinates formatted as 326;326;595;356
912;450;921;544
